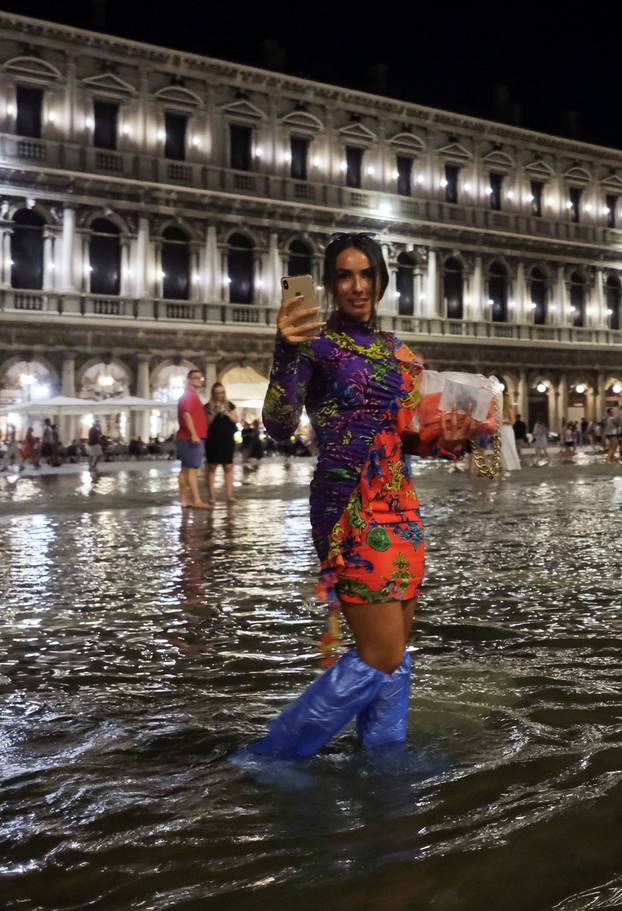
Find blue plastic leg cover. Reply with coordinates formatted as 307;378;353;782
245;649;386;759
356;650;411;749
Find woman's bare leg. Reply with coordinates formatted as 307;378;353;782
224;463;234;500
206;463;217;501
341;601;408;674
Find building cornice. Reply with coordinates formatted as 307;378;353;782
3;12;622;164
2;162;622;266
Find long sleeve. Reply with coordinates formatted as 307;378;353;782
262;335;315;441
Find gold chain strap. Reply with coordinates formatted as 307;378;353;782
470;396;503;479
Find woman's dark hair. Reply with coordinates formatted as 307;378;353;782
322;234;389;328
210;382;225;397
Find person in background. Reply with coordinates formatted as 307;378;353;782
40;418;54;463
204;382;239;504
533;420;550;465
604;408;619;464
21;426;40;469
176;369;210;509
0;425;23;472
501;394;522;472
561;420;576;462
513;413;527;459
87;420;103;472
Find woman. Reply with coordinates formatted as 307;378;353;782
21;427;40;469
604;409;619;464
533;420;549;465
241;234;470;760
204;382;239;502
500;393;521;472
561;420;576;462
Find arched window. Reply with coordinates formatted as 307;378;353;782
288;239;312;276
569;271;585;327
89;218;120;295
228;233;254;304
530;268;547;325
443;257;464;319
606;275;621;331
489;261;508;322
162;226;190;300
11;209;44;290
396;252;416;316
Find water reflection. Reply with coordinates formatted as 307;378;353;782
1;461;622;910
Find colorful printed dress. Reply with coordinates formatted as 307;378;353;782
263;312;429;608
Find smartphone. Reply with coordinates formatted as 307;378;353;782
280;274;318;340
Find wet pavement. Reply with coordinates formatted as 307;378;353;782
1;456;622;910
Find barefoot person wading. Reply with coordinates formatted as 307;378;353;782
176;369;210;509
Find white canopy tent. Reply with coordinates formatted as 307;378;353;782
0;395;177;416
220;366;268;409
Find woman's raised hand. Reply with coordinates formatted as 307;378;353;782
277;295;324;345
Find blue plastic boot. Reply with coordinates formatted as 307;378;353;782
356;651;411;749
243;650;387;759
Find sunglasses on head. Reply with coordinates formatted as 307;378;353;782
327;232;379;245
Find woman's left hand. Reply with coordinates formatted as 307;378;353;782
438;405;473;452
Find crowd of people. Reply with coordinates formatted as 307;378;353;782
0;410;311;475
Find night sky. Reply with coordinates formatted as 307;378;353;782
5;1;619;152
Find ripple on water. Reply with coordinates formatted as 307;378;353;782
1;459;622;910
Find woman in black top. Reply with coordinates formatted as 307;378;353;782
204;382;239;503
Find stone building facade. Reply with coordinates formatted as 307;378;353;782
1;11;621;439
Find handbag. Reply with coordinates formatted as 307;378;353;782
413;370;503;479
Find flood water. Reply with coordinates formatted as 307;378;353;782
1;458;622;911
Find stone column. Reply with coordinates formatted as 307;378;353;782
135;216;149;298
594;268;605;328
518;369;529;426
60;205;77;292
62;352;77;442
595;371;606;421
549;386;559;435
120;239;131;296
414;271;424;316
65;57;77;142
154;241;163;298
136;354;151;441
43;230;55;291
558;373;568;432
204;224;218;301
268;232;281;306
190;244;201;301
253;255;263;306
1;228;12;287
426;248;437;317
204;359;218;390
516;261;527;322
555;266;566;325
80;233;90;294
62;352;76;396
470;256;483;321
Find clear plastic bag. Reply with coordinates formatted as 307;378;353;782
413;370;502;446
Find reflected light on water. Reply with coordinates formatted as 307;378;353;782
0;458;621;910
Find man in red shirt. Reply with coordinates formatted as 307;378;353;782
176;369;210;508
